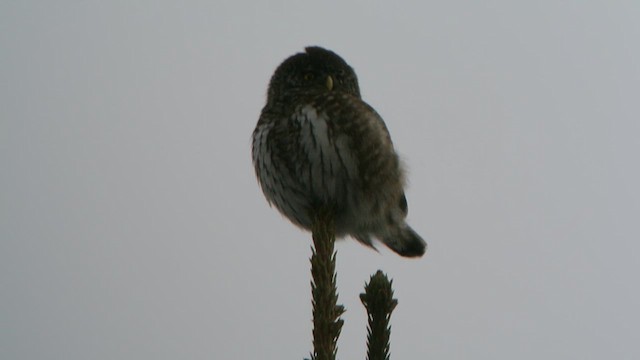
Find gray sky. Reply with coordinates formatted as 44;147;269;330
2;1;639;359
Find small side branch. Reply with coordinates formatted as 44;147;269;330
360;270;398;360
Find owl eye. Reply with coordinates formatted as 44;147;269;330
303;72;315;81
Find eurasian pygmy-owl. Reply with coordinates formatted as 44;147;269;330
252;46;426;257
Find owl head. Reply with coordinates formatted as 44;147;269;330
266;46;361;105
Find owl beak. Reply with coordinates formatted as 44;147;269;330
325;75;334;91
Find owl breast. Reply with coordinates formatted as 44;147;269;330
296;104;359;205
253;101;365;233
253;93;405;237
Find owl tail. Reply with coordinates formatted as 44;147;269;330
382;225;427;258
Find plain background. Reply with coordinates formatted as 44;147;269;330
2;1;639;359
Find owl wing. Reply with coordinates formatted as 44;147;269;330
352;100;410;217
319;94;405;197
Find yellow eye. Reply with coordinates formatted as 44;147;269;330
303;72;315;81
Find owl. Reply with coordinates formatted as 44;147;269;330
252;46;426;257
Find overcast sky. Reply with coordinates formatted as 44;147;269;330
2;1;639;359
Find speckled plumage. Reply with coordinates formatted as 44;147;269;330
252;46;426;257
